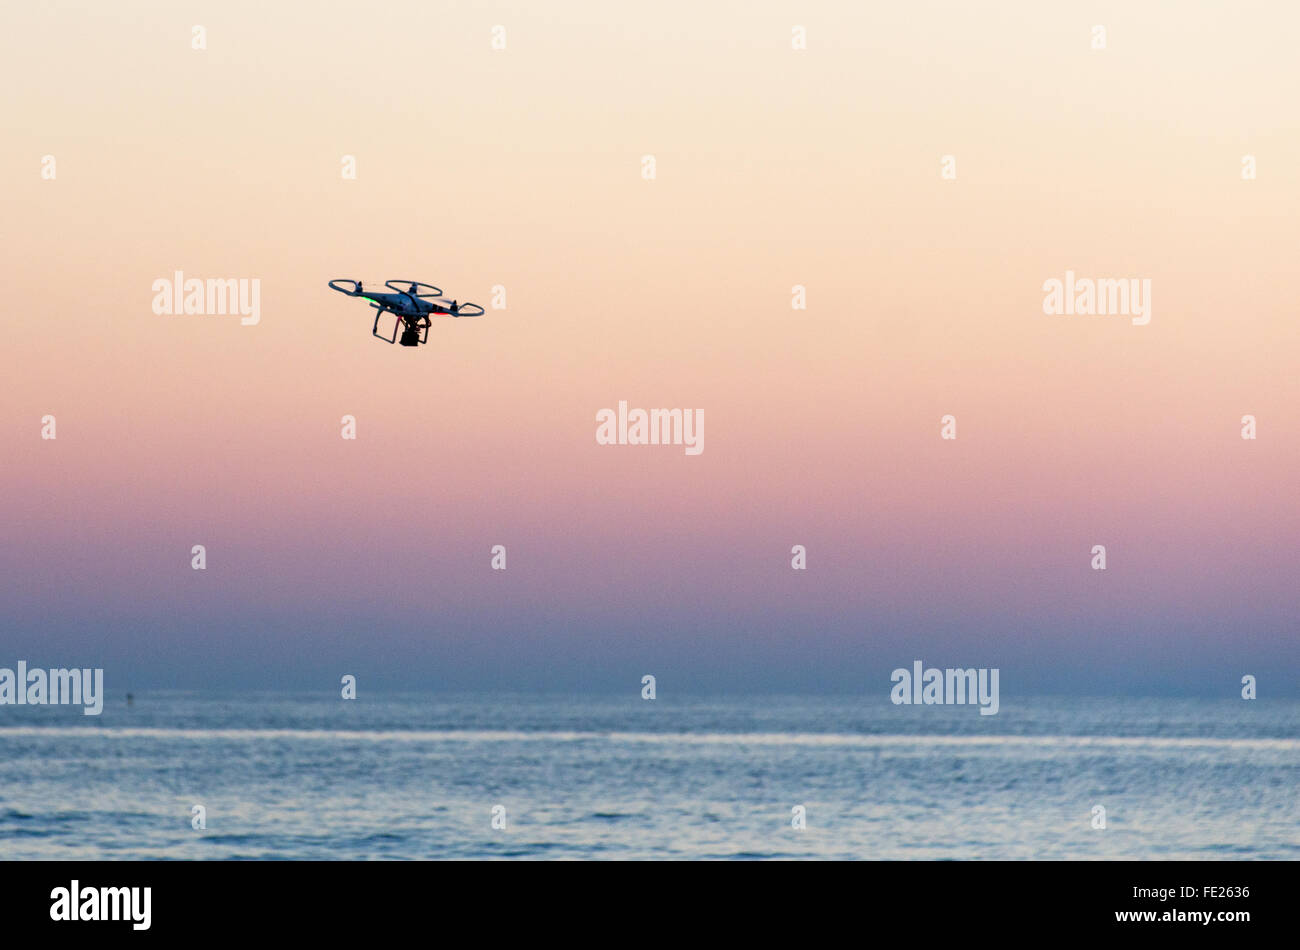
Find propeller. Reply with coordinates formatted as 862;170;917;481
385;279;442;297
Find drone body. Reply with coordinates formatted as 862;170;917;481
328;279;484;346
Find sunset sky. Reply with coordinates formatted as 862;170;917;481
4;2;1298;693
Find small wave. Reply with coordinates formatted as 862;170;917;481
1198;843;1262;854
0;828;59;839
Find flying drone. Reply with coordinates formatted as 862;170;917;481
328;279;484;346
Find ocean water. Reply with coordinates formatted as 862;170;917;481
0;692;1295;860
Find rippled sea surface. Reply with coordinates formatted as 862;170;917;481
1;693;1296;859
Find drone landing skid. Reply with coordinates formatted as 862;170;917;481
372;307;430;347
